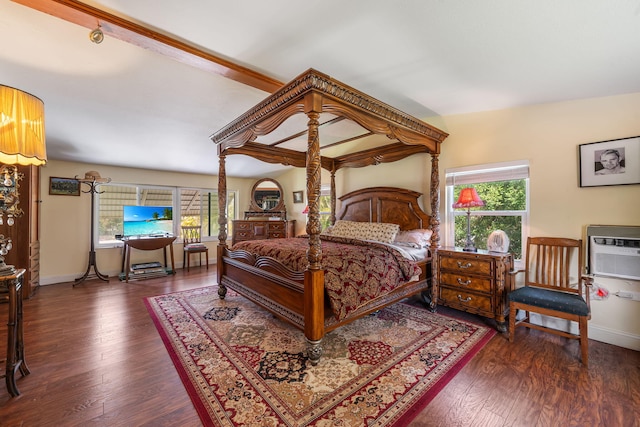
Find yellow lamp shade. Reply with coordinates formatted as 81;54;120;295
0;85;47;166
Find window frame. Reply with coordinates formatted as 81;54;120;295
95;182;236;248
444;160;530;265
178;187;237;242
315;184;332;230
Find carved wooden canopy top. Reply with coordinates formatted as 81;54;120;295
210;69;448;171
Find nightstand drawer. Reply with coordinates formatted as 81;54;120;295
440;256;491;276
439;287;492;315
439;272;491;293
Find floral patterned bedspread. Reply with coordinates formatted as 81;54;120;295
231;236;423;321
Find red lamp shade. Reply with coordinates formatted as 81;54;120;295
302;205;309;214
452;187;485;209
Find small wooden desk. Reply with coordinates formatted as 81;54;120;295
1;269;30;397
121;236;177;282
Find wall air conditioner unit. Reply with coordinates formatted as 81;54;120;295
587;225;640;280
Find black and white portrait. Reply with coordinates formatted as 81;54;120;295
594;147;625;175
580;136;639;187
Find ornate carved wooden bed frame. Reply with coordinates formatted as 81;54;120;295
211;69;449;363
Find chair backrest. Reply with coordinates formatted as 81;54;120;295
182;226;202;245
524;237;584;295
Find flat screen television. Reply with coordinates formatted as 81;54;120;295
123;205;173;237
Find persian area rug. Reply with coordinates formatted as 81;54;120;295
145;286;495;427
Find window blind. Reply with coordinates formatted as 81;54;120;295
446;160;529;186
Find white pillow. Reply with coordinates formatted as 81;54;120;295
394;229;433;248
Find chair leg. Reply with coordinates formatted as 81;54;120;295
509;304;516;343
205;250;209;270
579;316;589;367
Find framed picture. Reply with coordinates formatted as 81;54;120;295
49;177;81;196
293;190;304;204
579;136;640;187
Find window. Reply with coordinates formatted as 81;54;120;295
97;183;236;246
179;188;236;238
311;184;332;230
445;161;529;261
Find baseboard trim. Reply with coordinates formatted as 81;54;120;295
588;324;640;351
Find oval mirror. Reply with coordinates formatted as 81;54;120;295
250;178;285;212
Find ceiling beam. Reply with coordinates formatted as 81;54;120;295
11;0;284;93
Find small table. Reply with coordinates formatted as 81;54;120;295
1;269;30;397
433;248;514;332
121;236;177;282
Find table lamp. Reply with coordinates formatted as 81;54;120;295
452;187;484;252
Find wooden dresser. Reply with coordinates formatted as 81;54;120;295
232;220;296;246
433;247;513;332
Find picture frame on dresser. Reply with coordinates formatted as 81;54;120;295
49;177;80;196
579;136;640;187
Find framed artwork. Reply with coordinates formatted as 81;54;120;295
293;190;304;204
579;136;639;187
49;177;81;196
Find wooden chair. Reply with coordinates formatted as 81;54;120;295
182;226;208;271
508;237;593;366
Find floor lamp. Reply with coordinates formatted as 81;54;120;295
452;187;485;252
0;85;47;274
74;170;111;285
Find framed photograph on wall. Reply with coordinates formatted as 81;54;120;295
293;190;304;204
579;136;640;187
49;177;81;196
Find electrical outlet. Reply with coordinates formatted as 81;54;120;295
616;291;640;301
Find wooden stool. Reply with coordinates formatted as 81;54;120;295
1;269;30;397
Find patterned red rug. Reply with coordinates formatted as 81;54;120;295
145;286;495;427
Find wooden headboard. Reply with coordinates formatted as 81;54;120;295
336;187;431;231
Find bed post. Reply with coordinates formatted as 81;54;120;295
217;152;228;299
329;168;336;226
305;103;324;365
429;153;441;249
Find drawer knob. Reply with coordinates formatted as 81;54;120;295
457;278;471;286
457;261;473;269
457;294;472;303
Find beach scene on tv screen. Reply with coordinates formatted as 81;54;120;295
123;205;173;236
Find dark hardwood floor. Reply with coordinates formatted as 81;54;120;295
1;268;638;426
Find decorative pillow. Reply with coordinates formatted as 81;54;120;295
394;229;433;248
321;225;334;235
330;220;400;244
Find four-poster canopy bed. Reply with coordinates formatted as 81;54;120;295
210;69;449;364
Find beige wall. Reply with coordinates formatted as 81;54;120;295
39;160;254;284
431;92;640;350
280;92;640;349
38;92;640;349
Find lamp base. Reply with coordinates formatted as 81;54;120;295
462;210;477;252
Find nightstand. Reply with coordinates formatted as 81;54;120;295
433;247;514;332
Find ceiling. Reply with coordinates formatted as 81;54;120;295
2;0;640;178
